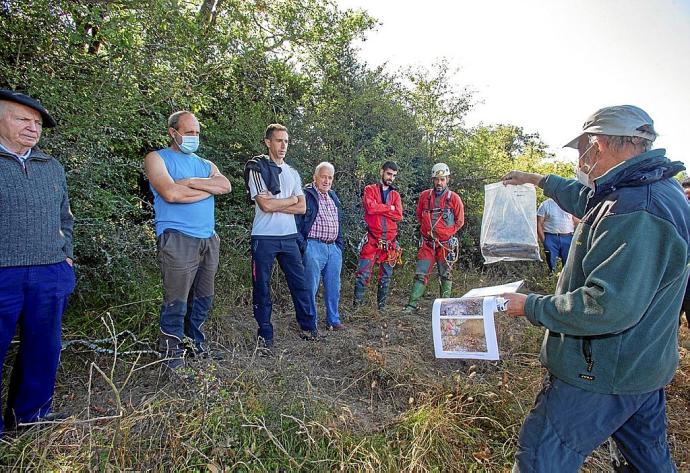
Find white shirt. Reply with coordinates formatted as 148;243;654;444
248;162;303;237
537;198;575;234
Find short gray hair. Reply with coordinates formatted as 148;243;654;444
600;135;653;154
167;110;193;130
599;124;655;154
314;161;335;175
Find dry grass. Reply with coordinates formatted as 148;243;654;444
1;265;689;471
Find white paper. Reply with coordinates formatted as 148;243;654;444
432;296;500;360
461;280;523;298
432;281;523;360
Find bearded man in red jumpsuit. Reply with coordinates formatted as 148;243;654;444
404;163;464;312
353;161;403;311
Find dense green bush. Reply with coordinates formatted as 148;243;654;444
1;0;566;334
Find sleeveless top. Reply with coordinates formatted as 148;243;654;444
150;148;214;238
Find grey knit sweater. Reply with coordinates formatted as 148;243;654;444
0;147;74;267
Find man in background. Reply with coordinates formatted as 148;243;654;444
536;197;579;273
354;161;402;311
145;111;231;369
0;89;75;432
247;124;318;349
404;163;464;312
297;162;345;331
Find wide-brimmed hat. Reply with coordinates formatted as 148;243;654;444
564;105;656;149
0;89;56;128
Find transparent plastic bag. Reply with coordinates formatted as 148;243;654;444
481;182;541;264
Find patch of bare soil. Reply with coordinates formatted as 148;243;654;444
14;286;690;471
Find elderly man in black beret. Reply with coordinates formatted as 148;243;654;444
0;89;75;434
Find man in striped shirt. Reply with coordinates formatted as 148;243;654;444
297;162;344;330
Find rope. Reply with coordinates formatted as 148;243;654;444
61;330;160;357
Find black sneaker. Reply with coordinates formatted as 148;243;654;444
37;412;69;423
191;344;225;361
300;329;319;341
256;336;274;356
162;356;185;370
161;349;186;370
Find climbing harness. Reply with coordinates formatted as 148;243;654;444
377;239;402;267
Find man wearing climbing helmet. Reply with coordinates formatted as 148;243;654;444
404;162;464;312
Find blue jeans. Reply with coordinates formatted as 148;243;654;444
251;237;317;341
303;240;342;327
543;233;573;272
0;262;76;433
514;374;676;472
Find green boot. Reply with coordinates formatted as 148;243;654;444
440;280;452;298
403;281;427;312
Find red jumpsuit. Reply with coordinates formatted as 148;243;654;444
414;188;464;285
354;183;403;308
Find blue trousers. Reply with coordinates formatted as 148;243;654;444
543;233;573;272
251;237;316;341
0;262;75;433
303;240;342;327
514;374;676;472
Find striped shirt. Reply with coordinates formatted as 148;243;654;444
307;191;339;242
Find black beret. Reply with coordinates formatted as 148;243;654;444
0;89;57;128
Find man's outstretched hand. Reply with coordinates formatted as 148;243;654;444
501;170;544;187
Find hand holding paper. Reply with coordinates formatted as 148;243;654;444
499;292;527;318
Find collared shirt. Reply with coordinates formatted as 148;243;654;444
0;143;31;165
307;190;339;242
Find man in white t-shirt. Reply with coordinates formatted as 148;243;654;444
247;124;318;349
537;198;579;272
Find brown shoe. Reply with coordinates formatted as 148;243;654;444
328;323;346;331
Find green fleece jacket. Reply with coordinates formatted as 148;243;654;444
524;149;690;394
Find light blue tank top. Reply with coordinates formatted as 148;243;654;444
151;148;215;238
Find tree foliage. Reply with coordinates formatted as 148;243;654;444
0;0;568;332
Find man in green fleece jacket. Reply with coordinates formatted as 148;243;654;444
501;105;688;472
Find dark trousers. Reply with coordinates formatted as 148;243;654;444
354;238;394;303
0;262;75;433
514;374;676;472
251;237;316;341
157;230;219;354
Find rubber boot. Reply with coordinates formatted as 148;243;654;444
403;281;427;312
440;280;452;298
377;283;390;311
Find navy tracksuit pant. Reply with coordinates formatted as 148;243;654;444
251;237;316;341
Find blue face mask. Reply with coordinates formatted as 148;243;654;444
174;130;199;154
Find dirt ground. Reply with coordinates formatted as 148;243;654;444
6;284;690;471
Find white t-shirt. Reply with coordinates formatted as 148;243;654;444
248;162;303;237
537;198;575;234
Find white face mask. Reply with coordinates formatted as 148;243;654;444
575;140;598;189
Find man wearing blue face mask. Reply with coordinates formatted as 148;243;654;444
500;105;688;472
145;111;231;369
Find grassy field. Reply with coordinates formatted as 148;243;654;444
1;263;689;472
